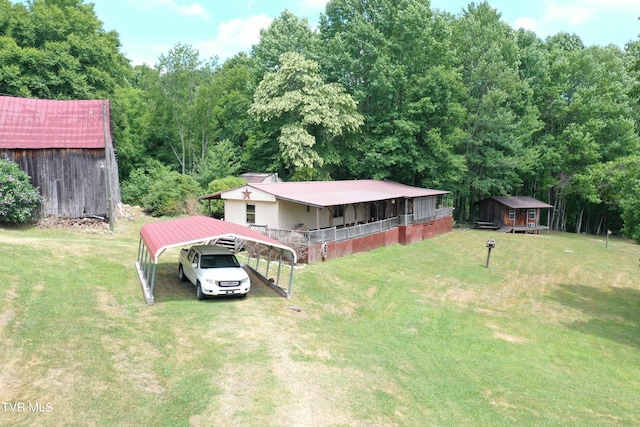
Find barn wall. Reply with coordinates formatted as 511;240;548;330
0;148;120;218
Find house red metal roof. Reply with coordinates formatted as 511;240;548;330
0;95;110;149
140;215;297;263
491;196;553;209
250;180;449;207
200;179;449;207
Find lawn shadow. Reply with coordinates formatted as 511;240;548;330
548;284;640;349
150;261;282;304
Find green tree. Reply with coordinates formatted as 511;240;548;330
537;38;640;232
154;43;218;174
319;0;467;190
0;0;129;99
451;2;542;222
250;10;319;80
249;52;363;180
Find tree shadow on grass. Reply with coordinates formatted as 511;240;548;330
150;261;281;304
548;284;640;349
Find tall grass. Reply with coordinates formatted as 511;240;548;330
0;223;638;426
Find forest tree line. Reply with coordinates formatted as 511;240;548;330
2;0;640;242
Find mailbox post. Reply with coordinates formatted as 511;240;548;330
485;238;495;268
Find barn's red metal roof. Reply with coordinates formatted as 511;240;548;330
0;95;109;149
140;215;296;263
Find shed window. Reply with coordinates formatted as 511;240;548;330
508;208;515;221
246;204;256;224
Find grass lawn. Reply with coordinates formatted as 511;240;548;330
1;217;639;426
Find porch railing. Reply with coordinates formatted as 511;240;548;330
249;206;454;246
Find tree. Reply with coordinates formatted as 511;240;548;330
536;38;640;232
249;52;363;180
0;0;129;99
319;0;467;190
250;10;319;80
154;43;218;174
0;159;43;223
450;2;542;222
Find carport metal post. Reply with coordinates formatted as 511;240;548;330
276;254;282;286
149;264;158;296
288;258;294;298
137;239;143;265
265;249;272;279
255;243;261;270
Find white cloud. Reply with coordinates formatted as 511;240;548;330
545;2;593;26
195;15;273;61
133;0;210;19
513;17;538;32
297;0;330;9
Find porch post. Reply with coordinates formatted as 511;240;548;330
316;207;321;230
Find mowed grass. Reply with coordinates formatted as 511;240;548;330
0;220;639;426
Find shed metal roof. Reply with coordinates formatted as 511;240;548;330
202;179;449;208
140;215;297;263
0;95;109;149
490;196;553;209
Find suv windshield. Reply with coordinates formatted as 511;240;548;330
200;254;240;269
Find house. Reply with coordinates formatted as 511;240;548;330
200;180;453;263
477;196;552;233
0;95;120;219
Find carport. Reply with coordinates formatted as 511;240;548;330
136;215;297;305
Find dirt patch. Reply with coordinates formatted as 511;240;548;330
486;323;528;344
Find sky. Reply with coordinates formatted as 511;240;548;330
87;0;640;66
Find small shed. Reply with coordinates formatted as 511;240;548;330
477;196;552;233
0;95;120;219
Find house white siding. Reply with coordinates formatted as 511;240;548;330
225;200;279;227
278;200;318;229
224;200;246;225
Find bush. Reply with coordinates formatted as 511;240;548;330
142;171;200;217
0;159;43;223
121;159;169;206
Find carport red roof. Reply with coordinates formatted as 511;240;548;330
0;95;110;149
140;215;296;263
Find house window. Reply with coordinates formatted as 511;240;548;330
246;204;256;224
528;209;536;220
333;206;344;218
508;208;515;221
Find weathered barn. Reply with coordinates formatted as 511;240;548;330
0;95;120;219
477;196;553;233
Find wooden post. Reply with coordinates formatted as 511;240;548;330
102;101;114;232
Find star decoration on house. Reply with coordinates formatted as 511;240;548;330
242;187;252;200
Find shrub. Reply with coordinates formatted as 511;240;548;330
142;171;200;217
121;159;169;206
0;159;43;223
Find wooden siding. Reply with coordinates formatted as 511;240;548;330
0;148;120;218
